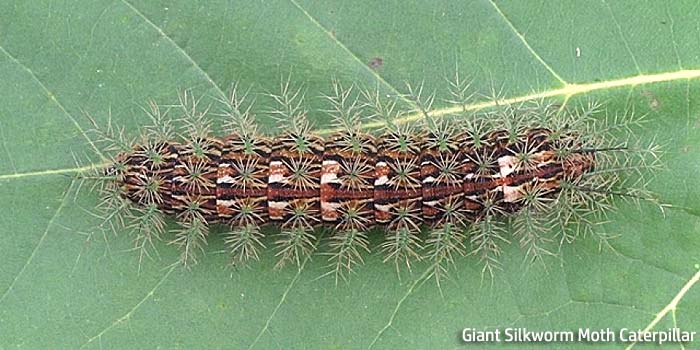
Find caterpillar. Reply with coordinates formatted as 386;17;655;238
82;76;663;283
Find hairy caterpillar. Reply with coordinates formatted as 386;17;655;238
81;76;662;283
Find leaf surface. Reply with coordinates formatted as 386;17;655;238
1;1;699;349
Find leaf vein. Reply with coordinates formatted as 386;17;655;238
247;237;320;350
367;267;432;350
601;0;642;74
0;180;73;306
79;265;176;349
0;45;106;161
625;268;700;350
664;3;684;70
0;163;108;181
486;0;567;85
346;69;700;132
118;0;226;99
0;121;18;174
610;242;687;282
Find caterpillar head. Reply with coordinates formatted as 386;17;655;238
563;151;596;180
107;142;177;206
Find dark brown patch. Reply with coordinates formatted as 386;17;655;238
368;57;384;69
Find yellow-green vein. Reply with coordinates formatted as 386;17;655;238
317;69;700;134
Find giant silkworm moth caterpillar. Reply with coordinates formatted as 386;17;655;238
82;76;662;283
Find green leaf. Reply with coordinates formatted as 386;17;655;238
1;1;699;349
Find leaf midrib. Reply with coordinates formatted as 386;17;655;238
1;69;698;183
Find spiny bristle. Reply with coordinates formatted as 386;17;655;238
223;224;265;267
281;199;321;229
359;86;401;128
424;223;468;284
270;76;323;155
380;124;422;154
445;69;474;112
268;75;310;137
130;174;165;205
132;139;169;169
322;228;370;285
218;83;259;139
424;119;461;153
335;201;373;231
594;105;647;138
178;159;214;193
142;98;175;142
169;217;208;267
94;182;132;233
228;158;267;190
85;109;135;154
550;178;614;245
493;107;529;144
281;157;317;190
227;197;267;226
381;226;423;275
404;81;435;121
323;78;364;132
126;203;166;271
175;194;209;224
177;89;212;139
512;204;556;264
467;148;498;177
386;157;421;190
337;158;375;190
470;216;509;280
274;227;316;269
